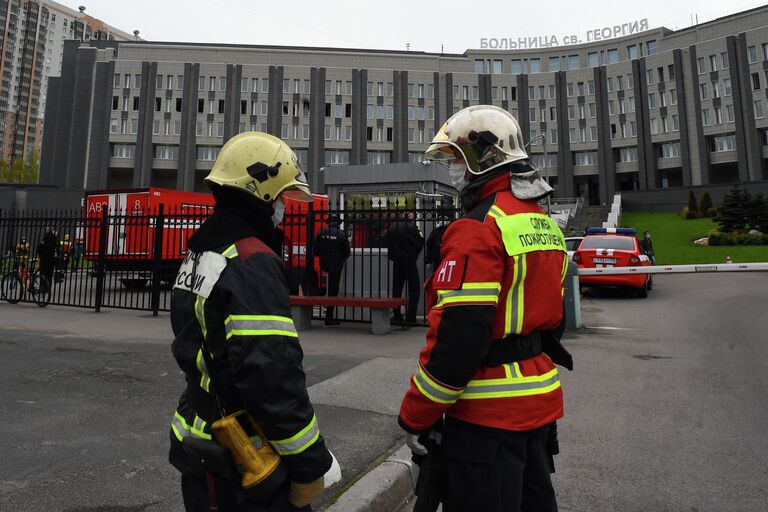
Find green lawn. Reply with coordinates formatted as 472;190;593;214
621;212;768;265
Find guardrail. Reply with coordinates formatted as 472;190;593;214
577;262;768;275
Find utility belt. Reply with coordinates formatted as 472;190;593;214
481;332;542;367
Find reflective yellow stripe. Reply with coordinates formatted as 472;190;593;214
222;244;239;259
194;295;211;393
271;415;321;456
560;254;569;284
413;365;463;404
487;205;506;220
171;411;212;441
496;213;567;256
224;315;298;339
504;254;527;336
459;367;561;399
434;282;501;308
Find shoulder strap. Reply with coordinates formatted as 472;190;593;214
235;236;274;261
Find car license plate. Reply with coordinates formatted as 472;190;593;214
593;257;617;265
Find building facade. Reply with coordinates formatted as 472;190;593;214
40;6;768;205
0;0;134;164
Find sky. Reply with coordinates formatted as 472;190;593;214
63;0;766;54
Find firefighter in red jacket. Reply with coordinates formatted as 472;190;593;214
399;105;573;512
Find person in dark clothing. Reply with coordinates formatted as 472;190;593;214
314;215;350;326
37;227;59;288
168;132;335;512
424;218;450;270
381;213;424;324
639;230;655;264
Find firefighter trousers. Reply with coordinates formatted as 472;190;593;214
441;417;557;512
181;473;310;512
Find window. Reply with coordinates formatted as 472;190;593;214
153;120;161;135
134;74;141;89
550;129;558;145
176;98;183;113
672;114;680;131
607;49;618;64
110;118;118;133
472;86;479;100
668;64;676;81
131;119;138;134
550;107;557;121
608;100;615;116
579;104;586;119
702;109;711;126
282;79;289;93
111;144;135;158
529;86;535;100
218;77;226;91
574;151;598;166
197;146;220;161
646;68;655;85
549;56;560;72
577;82;585;96
748;46;758;64
218;99;225;114
567;83;574;97
659;92;666;108
588;103;597;118
670;88;677;105
709;55;718;72
620;147;638;162
617;75;625;91
754;100;764;119
619;99;626;114
568;105;575;120
661;116;668;133
714;107;722;125
764;43;768;62
751;73;760;91
726;104;735;122
650;118;658;134
261;102;268;115
647;40;657;54
588;52;599;68
627;45;637;60
660;142;680;158
648;93;656;109
529;109;536;122
590;126;598;141
710;134;736;152
697;57;706;74
262;79;269;93
567;55;580;70
721;52;729;70
510;59;522;74
569;128;577;143
529;59;541;73
549;85;556;99
630;120;637;136
724;78;732;96
607;78;613;93
112;96;119;110
154;145;179;160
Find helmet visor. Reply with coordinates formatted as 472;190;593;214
279;167;313;202
425;141;459;164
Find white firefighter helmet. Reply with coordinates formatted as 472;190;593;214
425;105;528;175
205;131;312;203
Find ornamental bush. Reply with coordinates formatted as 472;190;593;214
687;190;699;215
700;192;714;215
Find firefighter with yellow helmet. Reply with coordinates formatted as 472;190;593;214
168;132;336;511
399;106;573;511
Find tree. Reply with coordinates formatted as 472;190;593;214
21;149;40;184
687;190;698;215
714;184;751;232
9;158;25;184
0;159;9;182
700;192;714;215
745;192;766;232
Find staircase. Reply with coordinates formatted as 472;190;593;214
566;206;612;235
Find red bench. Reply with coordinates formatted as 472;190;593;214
289;295;408;335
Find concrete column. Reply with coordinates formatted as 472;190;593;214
133;61;157;188
673;49;693;187
555;71;574;197
687;45;710;184
594;66;615;203
308;67;326;191
177;63;199;191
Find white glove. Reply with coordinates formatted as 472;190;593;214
406;433;428;456
323;450;342;489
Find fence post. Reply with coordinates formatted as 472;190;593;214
150;204;165;316
94;209;109;312
303;201;316;295
563;259;582;329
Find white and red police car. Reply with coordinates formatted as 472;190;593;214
572;227;652;298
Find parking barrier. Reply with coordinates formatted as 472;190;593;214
577;262;768;276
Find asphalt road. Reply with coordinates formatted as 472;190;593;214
0;306;422;512
2;271;767;512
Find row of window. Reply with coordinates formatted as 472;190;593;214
508;41;656;75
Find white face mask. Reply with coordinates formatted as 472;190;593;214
449;163;469;191
271;199;285;227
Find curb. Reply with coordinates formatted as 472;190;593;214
324;445;417;512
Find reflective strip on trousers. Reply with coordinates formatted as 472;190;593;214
504;254;527;336
270;415;321;456
171;411;212;441
194;296;212;393
413;365;462;404
460;368;561;400
224;315;299;339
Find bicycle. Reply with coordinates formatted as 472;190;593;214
1;264;51;307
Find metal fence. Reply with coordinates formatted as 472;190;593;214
0;206;461;324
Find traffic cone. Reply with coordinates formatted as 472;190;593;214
725;254;733;264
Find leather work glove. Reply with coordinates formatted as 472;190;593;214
406;433;428;456
288;478;324;508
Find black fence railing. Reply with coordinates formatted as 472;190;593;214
0;206;461;324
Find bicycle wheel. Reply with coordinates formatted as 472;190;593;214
29;271;51;307
1;273;24;304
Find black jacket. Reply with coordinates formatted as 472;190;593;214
314;225;350;273
168;188;332;484
381;220;424;262
425;224;448;268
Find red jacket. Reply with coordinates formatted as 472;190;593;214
399;174;568;433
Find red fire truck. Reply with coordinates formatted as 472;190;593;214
83;187;327;290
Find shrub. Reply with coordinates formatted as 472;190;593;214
705;207;717;217
687;190;699;215
700;192;714;214
743;234;764;245
708;232;722;246
682;207;698;219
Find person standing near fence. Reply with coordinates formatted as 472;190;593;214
399;105;573;512
168;132;334;511
37;227;59;287
314;214;350;326
381;212;424;325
